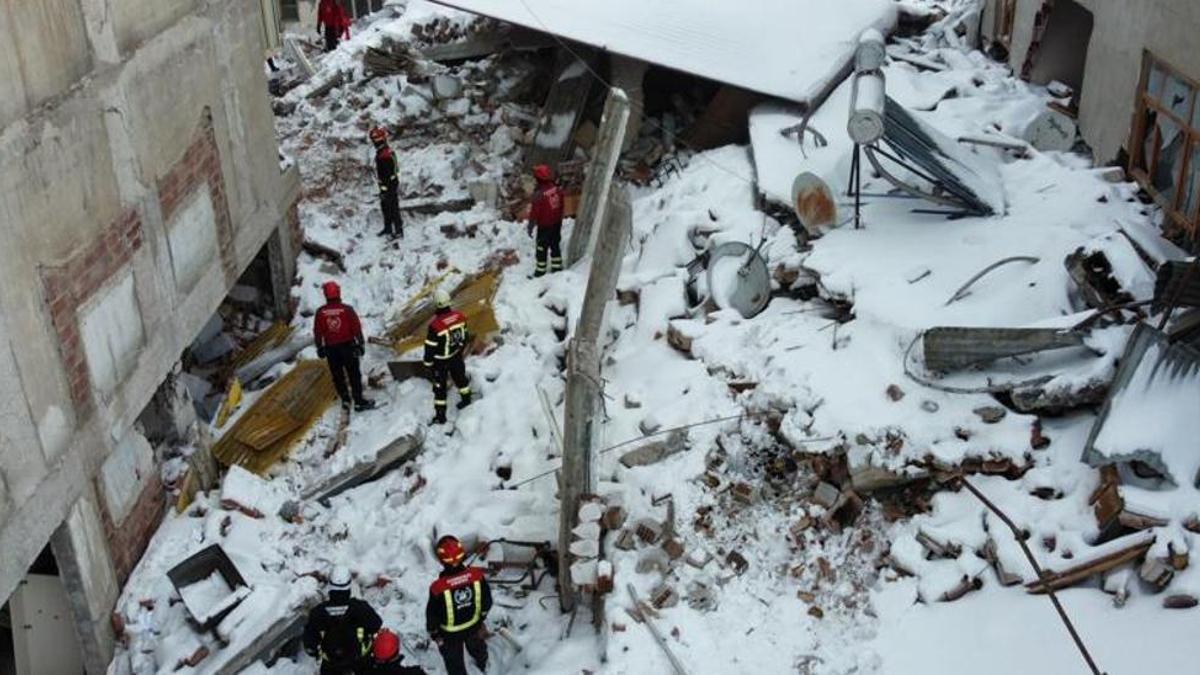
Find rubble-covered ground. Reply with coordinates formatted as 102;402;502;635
110;1;1198;674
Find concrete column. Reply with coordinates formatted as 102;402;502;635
566;88;632;266
266;226;296;320
51;494;119;675
609;56;648;151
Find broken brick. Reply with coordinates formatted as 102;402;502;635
662;538;685;560
726;551;749;575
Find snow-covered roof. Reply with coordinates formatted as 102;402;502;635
427;0;898;105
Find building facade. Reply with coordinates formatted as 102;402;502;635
983;0;1200;244
0;0;300;671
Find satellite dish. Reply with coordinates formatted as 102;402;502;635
792;172;838;236
706;241;771;319
1023;108;1077;153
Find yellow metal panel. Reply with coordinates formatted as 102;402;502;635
211;360;337;475
386;269;502;355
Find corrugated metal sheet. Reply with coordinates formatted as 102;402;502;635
1083;323;1200;488
211;360;337;474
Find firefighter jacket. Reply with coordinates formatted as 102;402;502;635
375;145;399;196
529;182;564;229
425;566;492;636
314;301;364;348
302;597;382;667
423;308;469;367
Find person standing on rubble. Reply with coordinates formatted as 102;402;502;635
303;567;383;674
314;281;376;412
367;629;428;674
426;536;492;675
422;289;472;425
317;0;351;53
370;127;403;239
527;164;565;277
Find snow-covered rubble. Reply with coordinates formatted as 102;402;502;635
112;2;1198;674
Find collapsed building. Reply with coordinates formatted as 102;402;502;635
0;1;300;672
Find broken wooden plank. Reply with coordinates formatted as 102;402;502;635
397;194;475;215
923;327;1087;372
213;612;309;675
386;359;428;383
1025;531;1155;594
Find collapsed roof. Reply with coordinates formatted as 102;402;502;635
428;0;898;106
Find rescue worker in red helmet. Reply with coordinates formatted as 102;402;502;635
316;0;351;52
303;566;382;674
314;281;375;412
426;536;492;675
370;127;403;239
422;289;471;425
367;629;427;674
527;164;565;276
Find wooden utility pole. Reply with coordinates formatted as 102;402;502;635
558;88;633;612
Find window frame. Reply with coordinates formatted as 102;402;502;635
1129;51;1200;235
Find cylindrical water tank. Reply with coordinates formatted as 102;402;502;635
848;71;886;145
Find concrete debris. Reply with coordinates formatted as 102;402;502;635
570;559;599;586
972;406;1007;424
731;482;757;505
1139;557;1175;591
725;551;749;575
981;538;1022;587
573;521;602;541
666;321;698;356
789;517;814;541
636;519;664;545
603;505;628;531
165;545;250;629
940;575;983;602
685;551;713;570
569;539;600;558
886;384;905;401
662;539;685;560
919;400;939;413
615;529;638;551
1065;246;1140;310
619;430;687;468
686;581;718;612
923;326;1087;372
579;501;605;523
1163;594;1198;610
596;560;615;594
650;584;680;609
812;482;841;509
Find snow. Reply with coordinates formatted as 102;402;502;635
178;572;246;625
112;3;1200;674
429;0;898;104
1092;337;1200;487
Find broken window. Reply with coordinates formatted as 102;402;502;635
1130;53;1200;235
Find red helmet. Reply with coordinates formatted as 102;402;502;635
532;164;554;182
435;535;466;566
372;629;400;663
369;127;388;144
322;281;341;300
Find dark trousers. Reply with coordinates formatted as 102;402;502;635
534;224;563;276
325;343;365;405
323;25;340;52
381;194;403;237
431;356;470;414
438;627;488;675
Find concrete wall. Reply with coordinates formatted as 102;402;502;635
0;0;302;671
989;0;1200;163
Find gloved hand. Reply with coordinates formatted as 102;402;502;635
354;344;365;358
316;346;327;359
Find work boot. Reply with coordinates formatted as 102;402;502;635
377;227;393;238
354;398;376;412
431;410;447;425
340;399;352;412
456;393;472;410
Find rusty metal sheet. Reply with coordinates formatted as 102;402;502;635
922;327;1086;372
212;360;337;474
791;172;837;235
